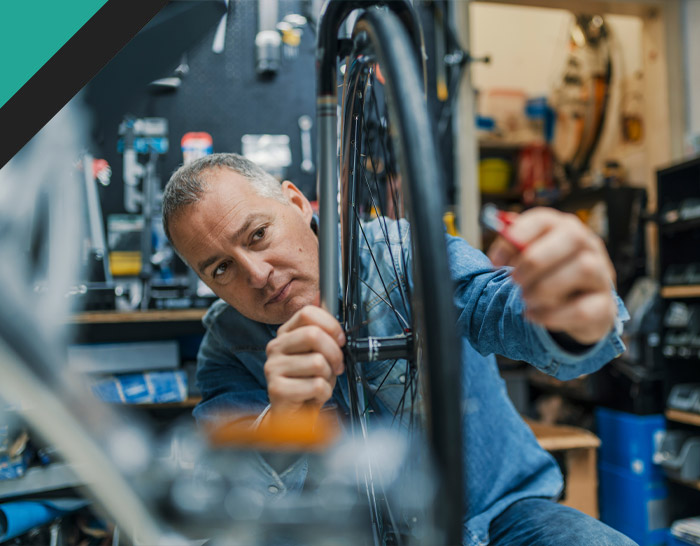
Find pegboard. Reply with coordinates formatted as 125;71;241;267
88;0;319;221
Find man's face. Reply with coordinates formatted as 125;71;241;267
169;167;320;324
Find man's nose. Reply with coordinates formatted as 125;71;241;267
238;252;272;288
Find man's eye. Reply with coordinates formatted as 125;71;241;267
213;262;229;279
252;226;267;242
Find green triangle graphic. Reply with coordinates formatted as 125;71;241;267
0;0;108;109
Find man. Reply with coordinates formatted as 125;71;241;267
163;153;636;546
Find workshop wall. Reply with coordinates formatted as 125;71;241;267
682;0;700;144
87;0;318;222
469;3;648;188
470;4;643;97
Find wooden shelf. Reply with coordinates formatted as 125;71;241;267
0;463;83;500
666;408;700;427
670;477;700;491
128;397;202;409
527;370;597;405
684;480;700;491
69;309;207;324
478;139;529;150
661;285;700;299
481;191;522;204
660;217;700;234
526;419;601;451
525;419;600;518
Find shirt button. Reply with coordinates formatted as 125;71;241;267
399;374;406;384
268;485;280;494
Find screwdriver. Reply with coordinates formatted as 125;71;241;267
480;203;526;253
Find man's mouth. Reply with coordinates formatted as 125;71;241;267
267;281;293;305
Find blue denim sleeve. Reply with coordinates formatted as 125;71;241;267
446;233;628;380
193;328;308;497
193;328;270;424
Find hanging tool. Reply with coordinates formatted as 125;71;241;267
299;115;315;174
277;14;307;59
82;154;112;284
117;117;169;309
256;0;281;75
212;0;230;53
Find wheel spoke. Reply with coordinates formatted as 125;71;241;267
391;367;414;428
361;358;399;418
358;277;409;330
358;115;412;321
352;78;411;330
351;200;407;331
337;14;463;543
366;79;411;279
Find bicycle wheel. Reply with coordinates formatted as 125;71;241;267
338;8;463;545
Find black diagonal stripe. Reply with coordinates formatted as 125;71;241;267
0;0;168;170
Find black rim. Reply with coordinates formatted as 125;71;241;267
339;9;463;546
342;55;416;546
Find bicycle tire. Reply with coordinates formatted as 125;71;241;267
338;8;463;545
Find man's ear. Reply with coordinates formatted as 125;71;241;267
281;180;314;223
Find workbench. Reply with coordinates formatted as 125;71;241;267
527;419;601;518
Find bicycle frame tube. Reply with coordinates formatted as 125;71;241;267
316;96;339;318
316;0;422;319
0;335;169;545
316;0;360;320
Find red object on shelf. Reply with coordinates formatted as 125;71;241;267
518;143;553;204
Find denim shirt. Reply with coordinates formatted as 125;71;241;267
193;218;628;546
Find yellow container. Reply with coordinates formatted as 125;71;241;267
109;251;141;276
479;158;512;193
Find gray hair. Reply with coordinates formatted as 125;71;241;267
162;152;287;244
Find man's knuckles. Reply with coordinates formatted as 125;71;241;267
265;337;281;357
277;306;318;334
309;353;330;376
266;377;287;401
565;299;615;341
563;215;587;239
312;377;333;401
577;250;602;281
522;206;559;223
297;305;319;324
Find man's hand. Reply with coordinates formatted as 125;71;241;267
488;207;617;346
263;306;346;425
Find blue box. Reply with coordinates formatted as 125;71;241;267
90;370;188;404
599;461;669;546
596;408;666;478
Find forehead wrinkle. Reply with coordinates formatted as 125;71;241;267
193;201;248;274
197;210;274;278
203;197;246;243
199;169;262;243
172;193;243;270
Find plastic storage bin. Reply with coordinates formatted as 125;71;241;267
656;431;700;482
479;158;512;193
599;461;669;546
596;407;666;478
667;384;700;413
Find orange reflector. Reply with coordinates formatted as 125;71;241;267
207;407;341;451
